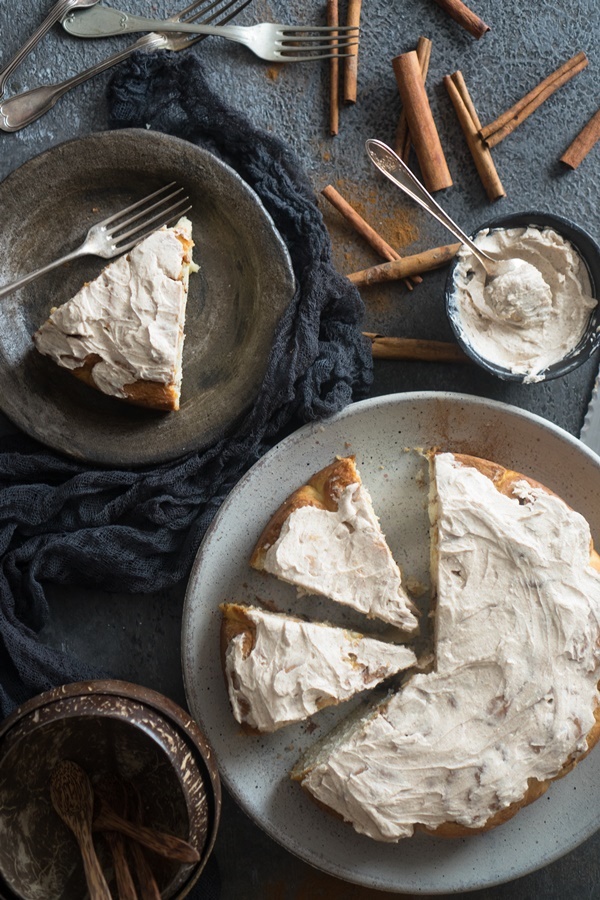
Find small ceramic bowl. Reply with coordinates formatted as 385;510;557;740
0;680;221;900
444;211;600;381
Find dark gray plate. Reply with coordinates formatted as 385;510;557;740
0;130;295;466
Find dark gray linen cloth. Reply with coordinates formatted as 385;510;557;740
0;51;372;720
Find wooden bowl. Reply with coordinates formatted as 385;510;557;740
0;680;221;900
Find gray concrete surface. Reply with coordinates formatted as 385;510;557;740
1;0;600;896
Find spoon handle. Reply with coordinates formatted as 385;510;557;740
77;826;113;900
95;803;200;864
106;832;138;900
365;140;490;268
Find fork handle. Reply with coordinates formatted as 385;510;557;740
0;0;79;98
0;248;85;301
0;35;164;133
66;8;248;41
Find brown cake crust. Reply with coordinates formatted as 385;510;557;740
70;354;180;412
250;456;360;570
219;603;261;734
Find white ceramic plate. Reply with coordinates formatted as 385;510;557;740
181;392;600;894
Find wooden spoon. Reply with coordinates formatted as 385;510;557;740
95;776;138;900
50;760;112;900
93;797;200;864
126;782;161;900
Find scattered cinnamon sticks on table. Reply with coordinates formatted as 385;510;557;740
432;0;489;39
561;107;600;169
365;333;471;364
480;51;588;148
344;0;362;103
444;71;505;201
394;37;432;162
392;50;453;192
321;185;421;289
348;242;461;287
327;0;339;135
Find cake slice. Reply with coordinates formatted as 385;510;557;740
220;603;417;733
33;217;197;411
250;457;419;632
292;452;600;842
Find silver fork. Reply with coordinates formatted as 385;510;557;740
0;183;191;300
0;0;253;133
0;0;100;99
64;5;359;63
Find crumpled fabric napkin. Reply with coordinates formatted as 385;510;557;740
0;50;372;721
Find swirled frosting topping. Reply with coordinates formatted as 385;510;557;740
297;452;600;841
224;606;416;733
33;217;195;398
451;226;596;382
261;482;419;632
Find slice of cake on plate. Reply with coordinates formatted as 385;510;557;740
33;217;197;411
292;452;600;841
250;457;419;633
220;603;417;733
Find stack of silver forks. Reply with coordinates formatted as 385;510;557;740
0;0;359;132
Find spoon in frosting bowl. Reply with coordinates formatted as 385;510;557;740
365;139;551;314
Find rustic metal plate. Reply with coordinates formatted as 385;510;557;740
0;129;294;465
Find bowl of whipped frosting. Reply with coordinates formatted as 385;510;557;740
445;212;600;382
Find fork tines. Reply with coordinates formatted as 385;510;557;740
105;184;191;252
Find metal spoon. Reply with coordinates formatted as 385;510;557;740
49;760;112;900
365;139;506;278
0;0;100;98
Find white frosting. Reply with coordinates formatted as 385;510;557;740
298;453;600;841
483;258;552;325
225;606;416;732
451;226;596;382
33;217;195;398
261;482;419;632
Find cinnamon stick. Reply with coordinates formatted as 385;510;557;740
560;107;600;169
394;37;432;162
365;333;471;363
322;185;421;288
327;0;339;135
480;51;588;149
432;0;489;38
343;0;362;103
444;71;505;201
392;51;453;192
348;242;461;286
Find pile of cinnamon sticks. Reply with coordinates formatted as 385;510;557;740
320;7;596;362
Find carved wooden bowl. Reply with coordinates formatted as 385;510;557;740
0;680;221;900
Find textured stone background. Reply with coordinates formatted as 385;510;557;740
1;0;600;897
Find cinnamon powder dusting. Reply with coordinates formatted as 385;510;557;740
335;179;420;251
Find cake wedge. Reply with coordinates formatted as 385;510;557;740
33;216;196;411
221;603;417;733
250;457;419;632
